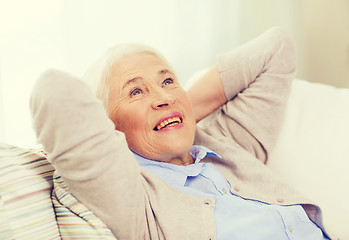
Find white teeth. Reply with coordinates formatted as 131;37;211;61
156;117;182;130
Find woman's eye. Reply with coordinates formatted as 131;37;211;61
130;88;142;97
162;78;174;86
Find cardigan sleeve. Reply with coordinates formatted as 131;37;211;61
215;27;296;162
30;70;147;239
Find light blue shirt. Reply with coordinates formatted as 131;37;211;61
134;145;329;240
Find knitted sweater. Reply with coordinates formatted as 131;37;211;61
30;28;327;240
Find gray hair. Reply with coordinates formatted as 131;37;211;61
83;43;173;113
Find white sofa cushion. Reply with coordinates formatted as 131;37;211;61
268;79;349;239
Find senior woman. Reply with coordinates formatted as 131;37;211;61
30;28;330;239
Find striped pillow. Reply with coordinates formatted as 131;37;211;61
0;143;60;240
52;173;116;239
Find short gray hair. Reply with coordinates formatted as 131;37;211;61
83;43;173;113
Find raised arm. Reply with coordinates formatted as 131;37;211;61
30;70;147;239
190;27;296;162
186;65;227;122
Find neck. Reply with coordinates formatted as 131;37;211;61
162;151;194;166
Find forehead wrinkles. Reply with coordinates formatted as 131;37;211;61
110;52;173;84
106;52;175;111
111;69;168;95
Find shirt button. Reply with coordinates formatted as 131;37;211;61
288;226;293;232
234;186;240;192
277;198;284;203
222;188;227;194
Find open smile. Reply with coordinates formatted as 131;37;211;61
154;112;183;131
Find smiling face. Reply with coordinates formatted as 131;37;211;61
107;52;196;165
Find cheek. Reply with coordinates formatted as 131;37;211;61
178;92;194;116
178;93;196;131
113;105;149;133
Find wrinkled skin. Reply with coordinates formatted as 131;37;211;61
107;52;196;166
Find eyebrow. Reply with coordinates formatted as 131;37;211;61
122;69;174;90
159;69;173;75
122;77;142;90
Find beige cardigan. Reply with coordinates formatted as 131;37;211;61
30;28;327;240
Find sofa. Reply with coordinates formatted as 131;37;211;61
0;79;348;239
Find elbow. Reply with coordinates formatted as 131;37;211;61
267;27;297;76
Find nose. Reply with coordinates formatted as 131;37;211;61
151;88;176;110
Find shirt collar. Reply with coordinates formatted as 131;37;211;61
190;145;221;163
133;145;221;186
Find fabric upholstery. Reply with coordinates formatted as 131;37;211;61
268;79;349;239
0;143;117;239
52;173;116;239
0;143;60;240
